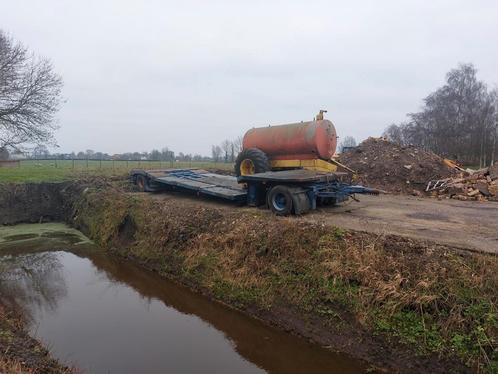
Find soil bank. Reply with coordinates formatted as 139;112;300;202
64;181;496;373
0;179;497;373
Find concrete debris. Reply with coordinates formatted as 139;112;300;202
426;163;498;202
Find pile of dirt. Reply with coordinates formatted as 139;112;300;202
427;163;498;201
338;137;458;194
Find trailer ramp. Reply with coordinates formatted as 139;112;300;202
139;169;247;201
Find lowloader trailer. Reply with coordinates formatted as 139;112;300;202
131;112;380;215
130;168;379;216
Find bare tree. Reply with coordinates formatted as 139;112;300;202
32;144;49;158
0;31;63;151
338;136;357;152
149;149;161;160
233;136;243;154
211;145;222;162
383;124;407;145
161;147;174;161
383;63;497;166
220;139;232;163
489;88;498;166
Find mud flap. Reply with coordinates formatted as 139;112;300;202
290;188;311;215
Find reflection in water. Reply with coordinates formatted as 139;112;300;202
0;252;67;323
0;249;366;374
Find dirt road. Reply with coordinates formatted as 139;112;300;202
303;194;498;254
147;191;498;254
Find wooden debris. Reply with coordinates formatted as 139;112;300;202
468;189;480;197
489;163;498;180
489;184;498;197
476;182;490;196
428;163;498;202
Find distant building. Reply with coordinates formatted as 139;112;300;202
0;160;20;168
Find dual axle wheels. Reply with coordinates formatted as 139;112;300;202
267;185;310;216
234;148;310;215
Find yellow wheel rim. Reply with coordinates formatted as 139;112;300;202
240;159;255;175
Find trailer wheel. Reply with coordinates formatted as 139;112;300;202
234;148;270;177
135;175;148;192
267;185;293;215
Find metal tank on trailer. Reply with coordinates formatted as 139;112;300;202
235;110;341;176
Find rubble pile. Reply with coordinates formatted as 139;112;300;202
338;137;458;194
427;163;498;201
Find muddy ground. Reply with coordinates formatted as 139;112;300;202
1;180;497;373
145;190;498;254
0;304;74;374
306;194;498;254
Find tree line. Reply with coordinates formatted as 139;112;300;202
383;63;498;167
25;146;211;162
211;137;243;163
23;143;242;163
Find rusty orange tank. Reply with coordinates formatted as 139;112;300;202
242;119;337;161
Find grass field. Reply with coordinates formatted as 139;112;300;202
0;160;234;183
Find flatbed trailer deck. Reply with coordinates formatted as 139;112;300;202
130;168;379;215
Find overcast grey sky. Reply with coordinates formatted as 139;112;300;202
2;0;498;155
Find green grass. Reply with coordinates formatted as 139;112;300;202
0;167;74;182
0;161;234;183
19;159;234;170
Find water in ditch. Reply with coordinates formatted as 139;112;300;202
0;224;367;374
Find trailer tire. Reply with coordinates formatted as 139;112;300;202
267;185;293;215
234;148;270;177
135;174;148;192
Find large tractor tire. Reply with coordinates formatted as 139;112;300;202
267;185;294;215
234;148;270;177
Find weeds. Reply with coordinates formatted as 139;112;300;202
76;190;498;372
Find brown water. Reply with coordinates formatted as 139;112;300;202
0;226;367;374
